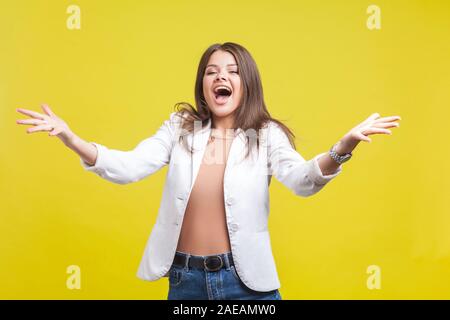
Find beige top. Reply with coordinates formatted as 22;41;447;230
176;129;236;256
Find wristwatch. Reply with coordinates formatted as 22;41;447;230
329;141;352;164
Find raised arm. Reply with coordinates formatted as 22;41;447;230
267;121;343;197
16;104;98;166
268;112;401;197
77;111;181;184
316;112;401;175
16;104;181;184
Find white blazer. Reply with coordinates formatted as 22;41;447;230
80;112;343;292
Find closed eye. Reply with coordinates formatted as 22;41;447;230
205;71;239;75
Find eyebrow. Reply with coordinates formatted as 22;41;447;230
206;64;238;68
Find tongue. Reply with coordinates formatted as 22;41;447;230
216;95;229;104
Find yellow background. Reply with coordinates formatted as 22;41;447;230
1;0;449;299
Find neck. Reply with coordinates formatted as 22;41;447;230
211;114;236;137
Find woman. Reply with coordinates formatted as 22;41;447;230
16;42;401;300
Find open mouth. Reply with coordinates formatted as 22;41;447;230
213;86;232;105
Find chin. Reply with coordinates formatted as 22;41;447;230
209;105;237;118
207;98;239;117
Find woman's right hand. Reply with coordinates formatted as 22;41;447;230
16;104;75;145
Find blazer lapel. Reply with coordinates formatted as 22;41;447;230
225;128;246;168
190;118;212;189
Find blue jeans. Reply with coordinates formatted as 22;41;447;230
167;251;282;300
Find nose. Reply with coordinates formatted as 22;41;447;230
215;71;226;81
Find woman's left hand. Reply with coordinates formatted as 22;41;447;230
336;112;402;154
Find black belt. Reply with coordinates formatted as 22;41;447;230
172;251;234;272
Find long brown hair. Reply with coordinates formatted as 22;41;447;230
173;42;297;158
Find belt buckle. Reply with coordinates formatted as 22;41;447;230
203;255;223;272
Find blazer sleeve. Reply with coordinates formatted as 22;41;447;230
267;121;343;197
80;112;181;184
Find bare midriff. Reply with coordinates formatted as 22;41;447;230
176;131;235;256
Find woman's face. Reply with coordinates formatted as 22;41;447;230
202;50;242;121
